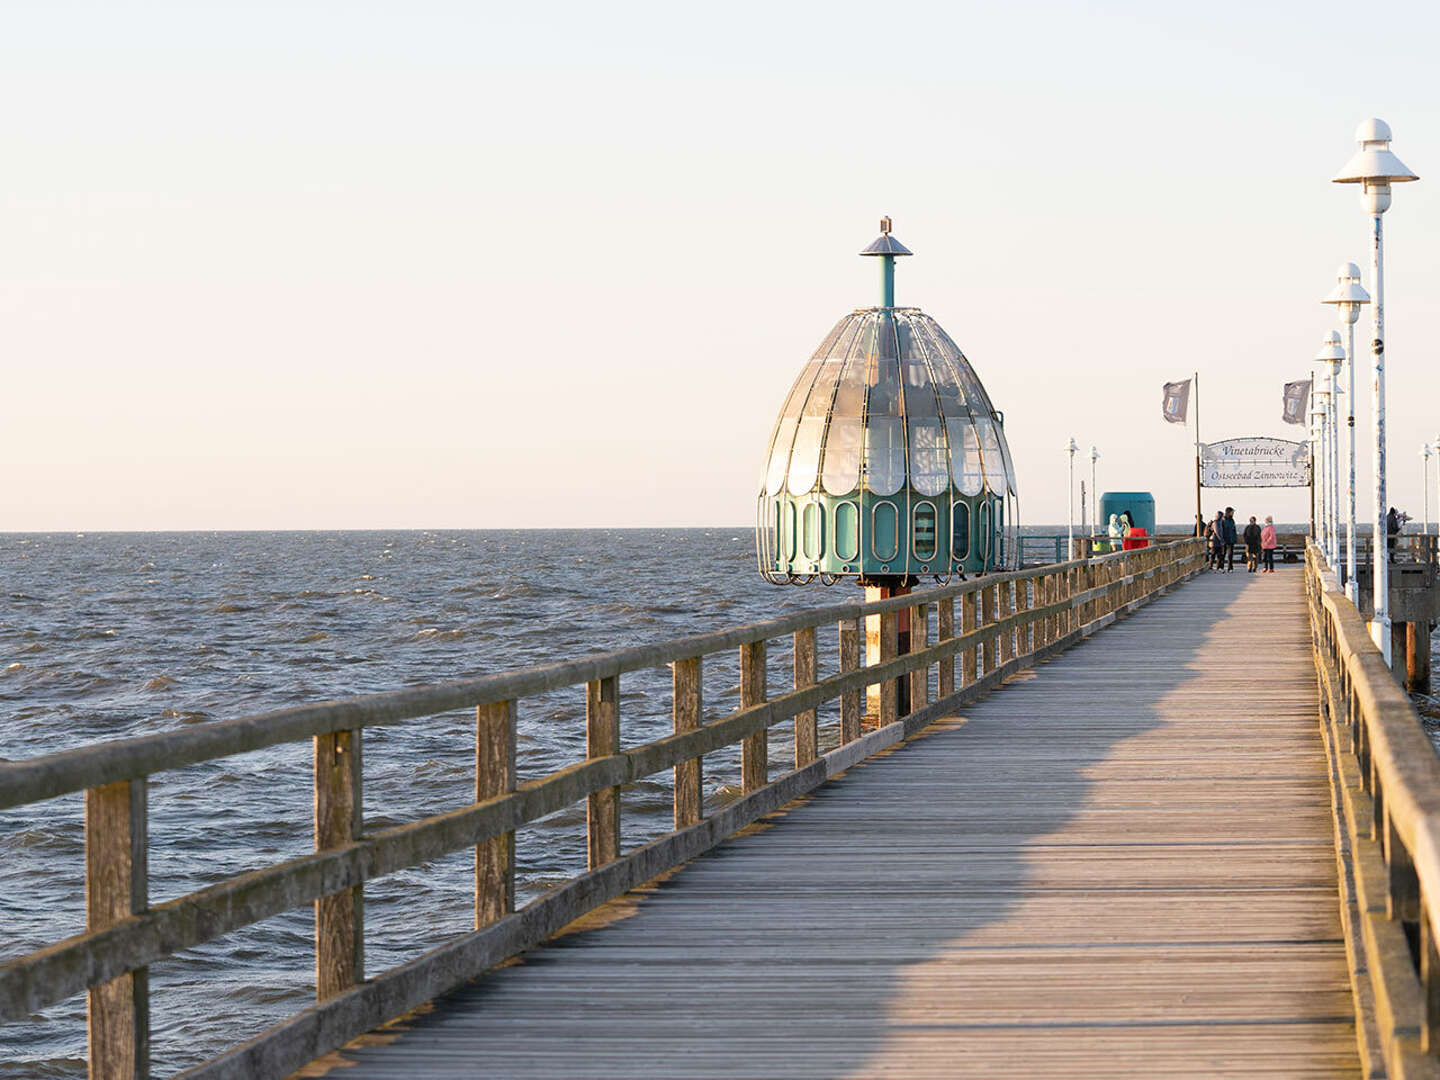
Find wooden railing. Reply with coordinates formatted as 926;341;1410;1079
0;539;1206;1080
1305;542;1440;1079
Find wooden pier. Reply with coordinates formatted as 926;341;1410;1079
310;566;1359;1078
4;538;1440;1079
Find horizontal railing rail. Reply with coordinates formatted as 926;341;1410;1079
1305;542;1440;1079
1;538;1207;1080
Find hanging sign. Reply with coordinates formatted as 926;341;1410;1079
1201;437;1310;488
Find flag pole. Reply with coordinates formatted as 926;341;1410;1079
1193;371;1202;535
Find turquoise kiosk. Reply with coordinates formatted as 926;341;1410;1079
1098;491;1156;536
756;219;1018;588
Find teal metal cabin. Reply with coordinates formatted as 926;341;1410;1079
1099;491;1155;535
756;221;1018;585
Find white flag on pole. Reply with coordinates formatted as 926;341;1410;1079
1282;379;1311;425
1162;379;1191;424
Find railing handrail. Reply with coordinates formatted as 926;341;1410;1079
1;538;1207;1080
0;545;1149;810
1305;540;1440;1076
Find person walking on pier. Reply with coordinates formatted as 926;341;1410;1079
1243;516;1262;572
1207;510;1225;571
1222;507;1238;572
1387;506;1401;563
1260;515;1278;573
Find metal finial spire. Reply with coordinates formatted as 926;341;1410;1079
859;216;912;307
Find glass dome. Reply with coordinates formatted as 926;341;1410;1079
755;224;1018;586
760;308;1017;505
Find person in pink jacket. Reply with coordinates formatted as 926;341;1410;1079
1260;516;1279;573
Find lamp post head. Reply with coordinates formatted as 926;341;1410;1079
1322;261;1371;325
1090;445;1099;462
1314;330;1345;374
1067;437;1078;455
1333;118;1418;214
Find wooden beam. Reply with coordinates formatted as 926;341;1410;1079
315;729;363;1002
909;603;929;712
879;609;899;726
839;618;861;744
982;584;998;675
740;641;767;793
937;597;955;697
793;627;818;768
476;700;516;927
86;779;148;1080
672;658;703;829
961;590;978;687
586;676;621;869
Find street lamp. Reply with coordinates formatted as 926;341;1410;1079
1322;262;1371;605
1423;445;1432;540
1090;445;1099;536
1067;437;1078;555
1433;435;1440;541
1333;117;1419;663
1314;331;1345;567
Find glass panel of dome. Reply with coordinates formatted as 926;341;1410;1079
896;315;925;360
867;358;901;417
995;422;1019;495
947;417;983;496
864;416;905;496
787;415;825;494
828;316;862;362
761;360;820;494
975;417;1005;492
765;416;799;495
822;417;862;495
803;359;843;417
829;352;867;418
900;360;939;418
812;320;846;360
909;420;947;496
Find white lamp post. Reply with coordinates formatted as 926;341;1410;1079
1322;262;1370;604
1314;331;1345;567
1067;437;1078;555
1333;117;1418;663
1423;445;1432;540
1433;435;1440;540
1090;446;1099;536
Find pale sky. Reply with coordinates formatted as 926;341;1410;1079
4;0;1440;530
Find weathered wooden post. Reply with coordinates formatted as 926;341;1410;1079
997;583;1013;665
315;729;363;1002
476;700;516;926
1015;576;1031;655
586;676;620;867
961;589;978;687
878;610;900;725
86;779;149;1079
982;584;998;674
910;601;929;711
1407;622;1432;693
938;596;956;697
740;641;767;792
673;658;703;829
1424;918;1440;1053
794;627;818;766
839;617;861;743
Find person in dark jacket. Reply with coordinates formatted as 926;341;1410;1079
1222;507;1239;572
1243;516;1263;572
1387;506;1401;563
1208;510;1226;571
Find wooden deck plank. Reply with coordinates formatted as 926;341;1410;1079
317;568;1359;1079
